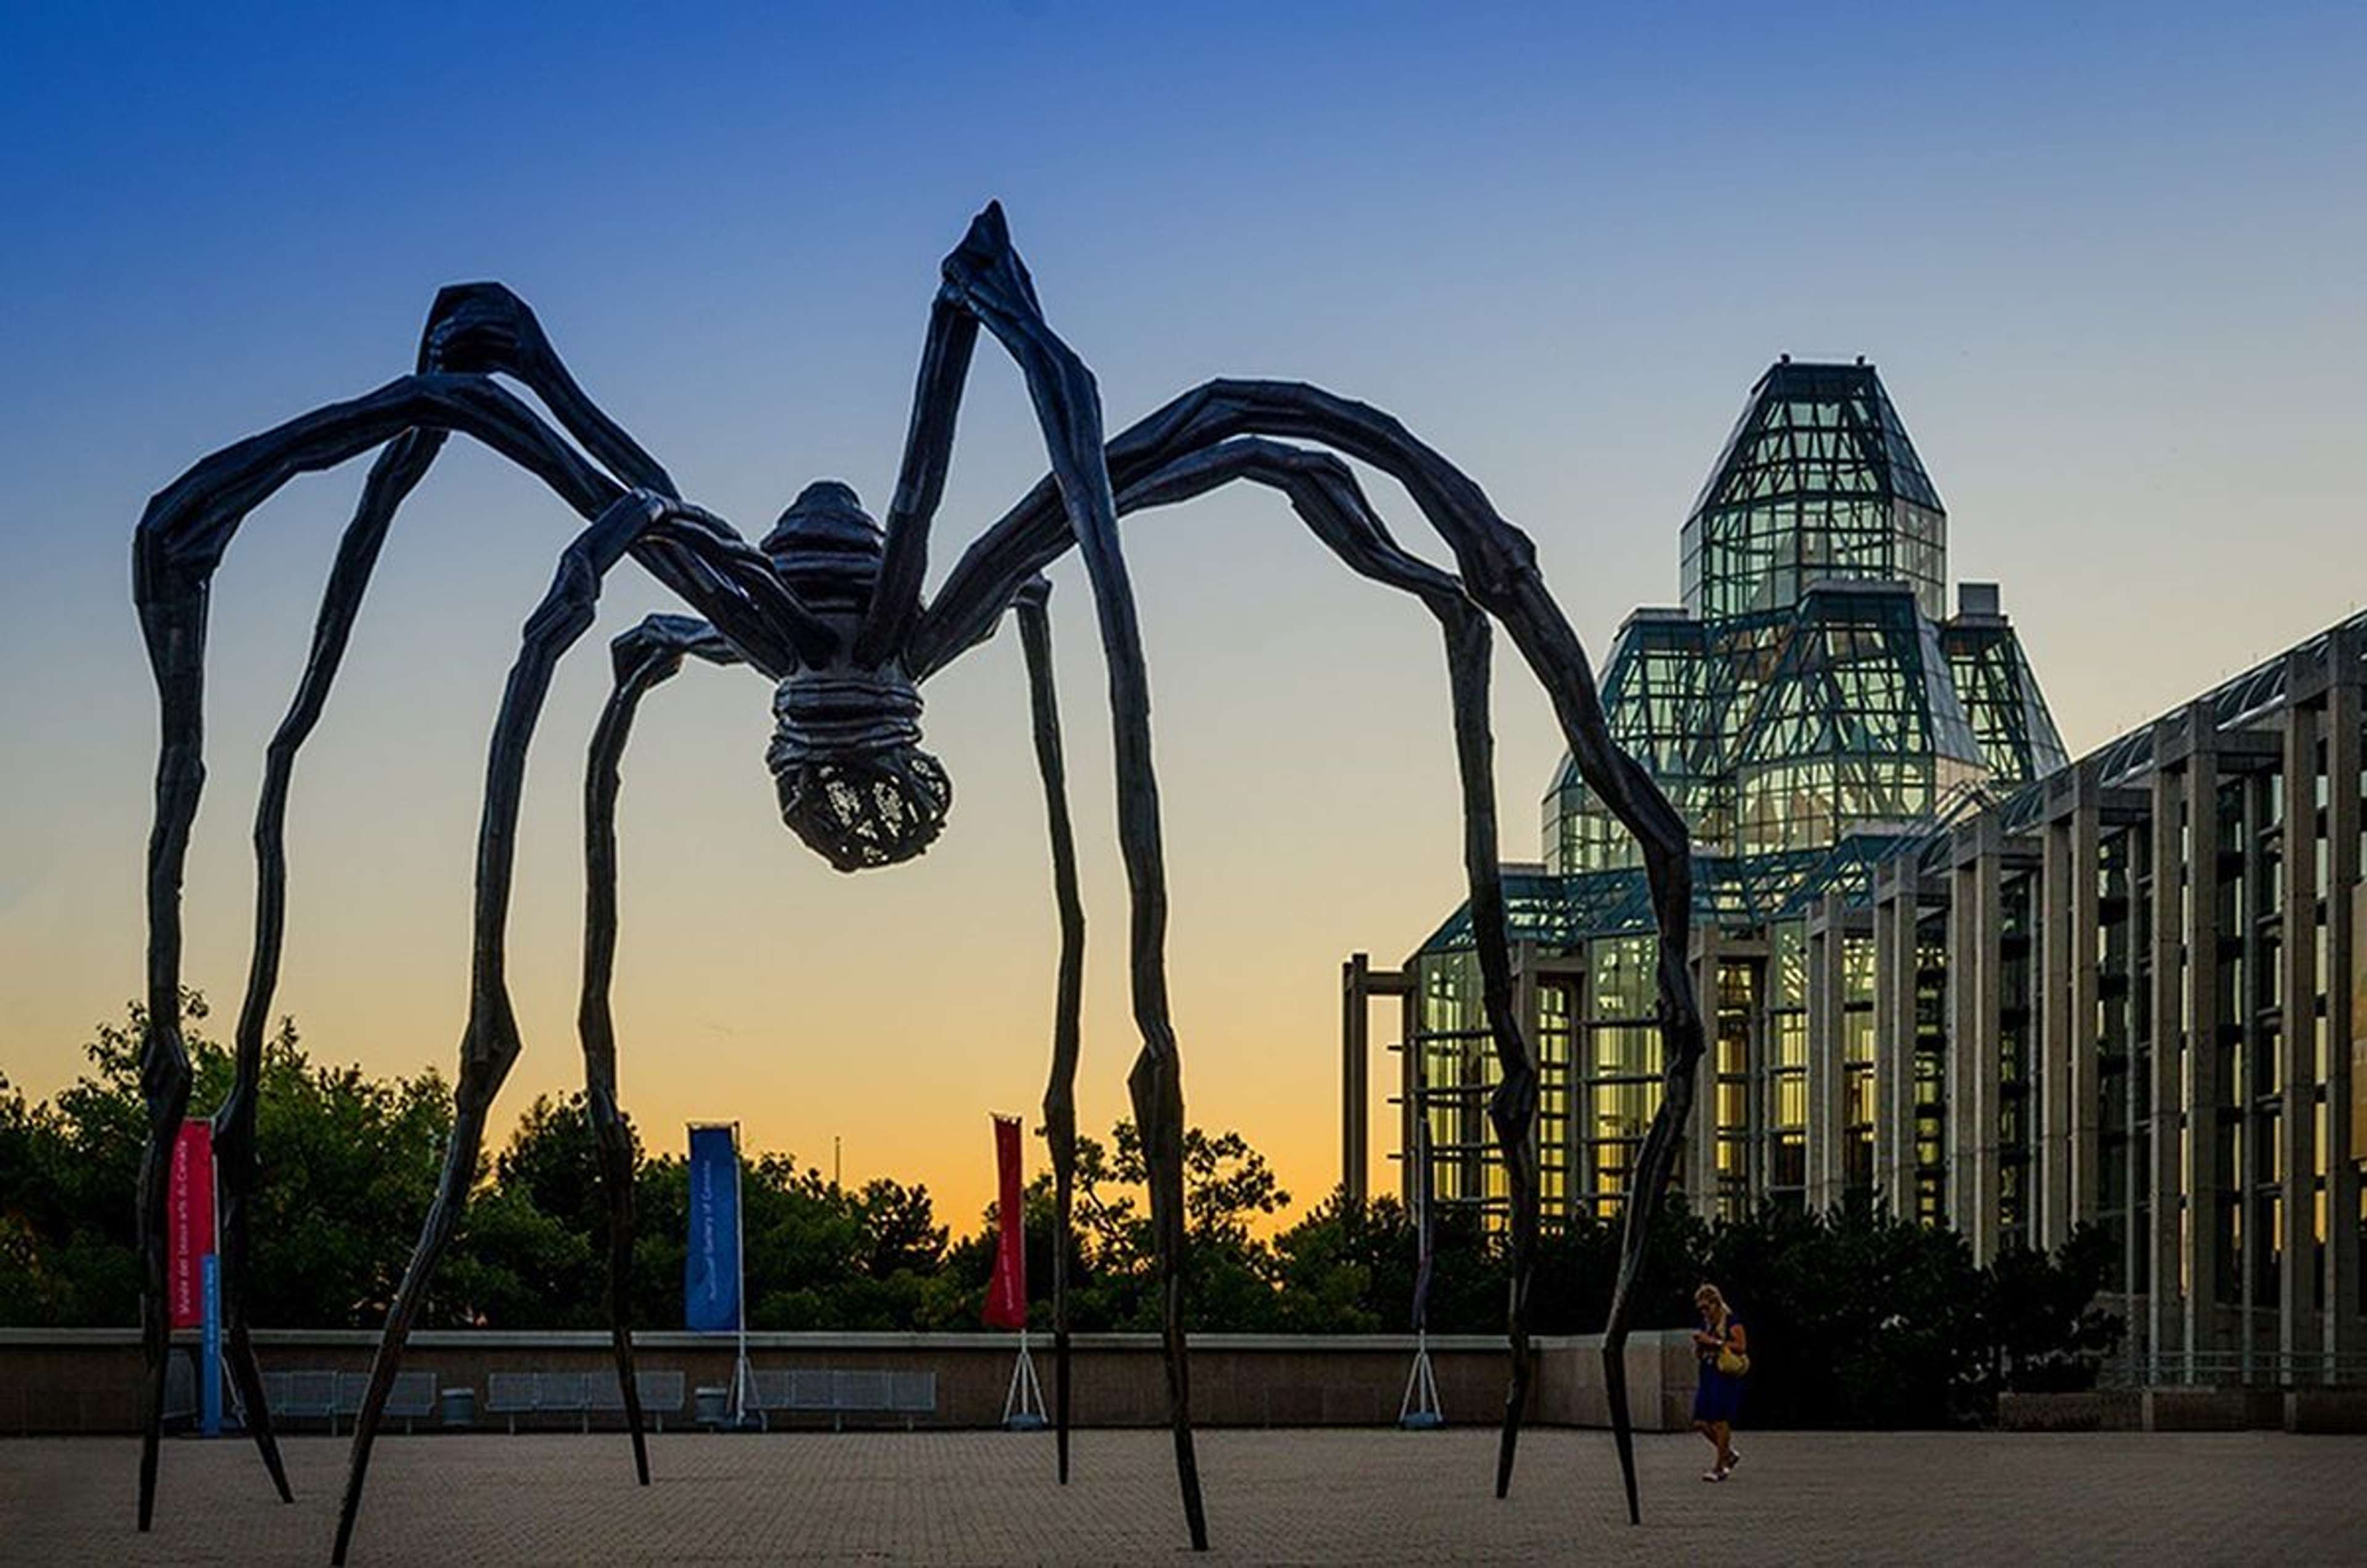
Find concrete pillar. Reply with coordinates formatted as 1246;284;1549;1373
2281;702;2318;1371
1950;825;2004;1263
1399;982;1422;1209
2041;809;2075;1251
2071;790;2104;1232
1877;860;1924;1220
1346;954;1416;1207
1343;953;1372;1203
1807;904;1842;1210
1948;865;1975;1239
1685;925;1723;1215
2328;667;2361;1377
2181;737;2222;1381
1513;941;1542;1218
1872;873;1895;1204
2149;762;2186;1379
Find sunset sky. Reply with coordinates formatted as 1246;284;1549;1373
2;2;2363;1230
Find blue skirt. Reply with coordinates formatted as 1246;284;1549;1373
1693;1365;1744;1424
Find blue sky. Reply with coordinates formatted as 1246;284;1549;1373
2;2;2362;1217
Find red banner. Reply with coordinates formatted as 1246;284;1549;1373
983;1115;1028;1329
168;1121;215;1329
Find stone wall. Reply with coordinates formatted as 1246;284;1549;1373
0;1328;1699;1437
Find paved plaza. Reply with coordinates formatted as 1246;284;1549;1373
3;1427;2358;1564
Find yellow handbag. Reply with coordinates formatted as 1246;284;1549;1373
1715;1345;1750;1377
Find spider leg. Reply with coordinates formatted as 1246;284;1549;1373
332;492;729;1564
936;204;1206;1551
133;377;610;1533
131;316;808;1529
1011;577;1084;1485
1111;438;1534;1491
214;433;437;1512
1589;753;1695;1524
580;615;747;1485
920;380;1703;1521
855;294;983;665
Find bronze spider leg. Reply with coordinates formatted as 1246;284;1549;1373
923;205;1209;1550
330;492;768;1564
576;592;1083;1490
578;614;748;1486
919;378;1703;1522
1009;577;1086;1485
850;232;1085;1474
131;357;814;1537
1107;435;1526;1460
203;285;698;1513
1031;428;1517;1493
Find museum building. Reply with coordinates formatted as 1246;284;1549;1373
1339;357;2364;1386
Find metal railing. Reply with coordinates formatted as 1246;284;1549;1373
2099;1351;2367;1389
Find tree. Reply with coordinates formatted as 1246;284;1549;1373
0;1005;2128;1418
0;995;456;1329
442;1093;613;1328
857;1177;947;1280
1976;1223;2122;1398
1266;1192;1418;1334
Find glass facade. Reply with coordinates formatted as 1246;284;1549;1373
1947;613;2069;785
1363;362;2367;1387
1415;356;2064;1229
1547;362;2061;886
1730;586;1988;855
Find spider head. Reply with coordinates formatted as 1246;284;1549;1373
761;481;952;872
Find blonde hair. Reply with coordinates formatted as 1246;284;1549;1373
1694;1283;1729;1320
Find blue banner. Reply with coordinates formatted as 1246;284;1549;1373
685;1125;742;1333
200;1252;221;1436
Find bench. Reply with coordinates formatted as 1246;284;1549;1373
747;1368;936;1429
333;1371;438;1434
589;1369;687;1431
251;1370;435;1435
163;1350;197;1425
486;1370;688;1434
262;1370;338;1429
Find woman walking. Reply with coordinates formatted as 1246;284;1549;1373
1691;1282;1748;1481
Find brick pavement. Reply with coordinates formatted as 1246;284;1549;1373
2;1428;2357;1564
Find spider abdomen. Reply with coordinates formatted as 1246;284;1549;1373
761;480;951;871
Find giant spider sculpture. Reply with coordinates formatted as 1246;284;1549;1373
129;204;1705;1561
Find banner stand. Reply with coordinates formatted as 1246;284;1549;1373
168;1118;223;1439
1398;1117;1444;1429
982;1113;1044;1431
730;1121;752;1429
730;1345;759;1431
687;1122;759;1430
1397;1329;1443;1429
1001;1328;1048;1431
200;1252;223;1436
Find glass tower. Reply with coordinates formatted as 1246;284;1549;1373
1412;357;2064;1225
1680;357;1947;623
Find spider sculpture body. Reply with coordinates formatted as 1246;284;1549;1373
128;205;1705;1562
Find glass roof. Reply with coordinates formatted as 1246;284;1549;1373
1680;359;1947;623
1944;618;2069;785
1978;608;2367;847
1547;580;2016;872
1417;832;1924;954
1733;584;1981;769
1518;355;2069;950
